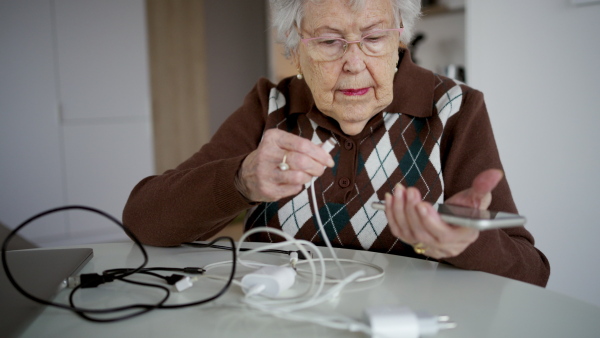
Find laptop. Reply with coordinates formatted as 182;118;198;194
0;248;93;337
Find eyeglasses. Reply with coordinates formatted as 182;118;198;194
300;28;403;62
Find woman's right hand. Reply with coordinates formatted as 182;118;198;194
236;129;335;202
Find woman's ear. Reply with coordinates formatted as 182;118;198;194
290;51;300;69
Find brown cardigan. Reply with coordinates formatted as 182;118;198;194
123;50;550;287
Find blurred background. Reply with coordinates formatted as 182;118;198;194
1;0;599;308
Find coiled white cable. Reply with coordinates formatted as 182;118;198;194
294;258;385;283
198;139;385;334
237;227;327;307
200;228;381;333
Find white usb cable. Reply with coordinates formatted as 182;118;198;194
309;138;346;278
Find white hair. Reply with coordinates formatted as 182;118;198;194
269;0;421;58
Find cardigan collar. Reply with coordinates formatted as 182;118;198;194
386;48;436;118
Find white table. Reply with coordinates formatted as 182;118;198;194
21;242;600;337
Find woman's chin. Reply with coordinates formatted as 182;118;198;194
338;120;368;136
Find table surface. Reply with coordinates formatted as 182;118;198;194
19;242;600;338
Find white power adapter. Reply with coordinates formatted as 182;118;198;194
365;305;456;338
241;266;296;297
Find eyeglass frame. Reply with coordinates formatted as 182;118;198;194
299;28;404;61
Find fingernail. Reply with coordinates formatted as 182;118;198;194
408;188;418;201
394;184;404;197
328;157;335;167
383;192;392;205
418;205;428;216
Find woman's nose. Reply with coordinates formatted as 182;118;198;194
342;43;367;73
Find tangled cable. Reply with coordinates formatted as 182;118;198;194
1;205;237;322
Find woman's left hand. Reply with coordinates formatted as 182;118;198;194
384;169;504;259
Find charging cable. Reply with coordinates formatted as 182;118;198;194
200;226;374;334
309;138;347;278
183;242;312;260
294;258;384;283
289;251;299;270
1;205;238;322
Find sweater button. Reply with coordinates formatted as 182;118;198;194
339;177;351;188
344;140;354;150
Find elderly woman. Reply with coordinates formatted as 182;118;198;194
123;0;550;287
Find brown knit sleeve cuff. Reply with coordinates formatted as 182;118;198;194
212;154;259;215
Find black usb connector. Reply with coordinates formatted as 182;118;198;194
67;273;114;288
164;274;186;285
183;267;205;274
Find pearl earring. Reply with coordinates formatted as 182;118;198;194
394;67;398;73
296;69;303;80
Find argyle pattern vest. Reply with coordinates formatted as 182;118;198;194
245;80;464;255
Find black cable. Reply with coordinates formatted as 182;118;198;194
1;206;152;318
183;242;312;259
91;238;238;310
104;267;205;274
68;277;171;323
158;236;237;309
1;205;237;322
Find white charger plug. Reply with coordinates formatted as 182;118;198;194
241;265;296;297
365;305;456;338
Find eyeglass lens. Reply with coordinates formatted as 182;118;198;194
305;30;401;61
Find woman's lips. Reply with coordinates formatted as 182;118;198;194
340;87;369;96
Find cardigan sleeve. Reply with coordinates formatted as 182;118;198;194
439;88;550;287
122;78;275;246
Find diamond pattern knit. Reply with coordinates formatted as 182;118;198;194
246;78;463;255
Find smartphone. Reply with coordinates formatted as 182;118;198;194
370;201;526;230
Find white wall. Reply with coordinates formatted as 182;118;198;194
467;0;600;307
0;0;68;242
0;0;154;247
